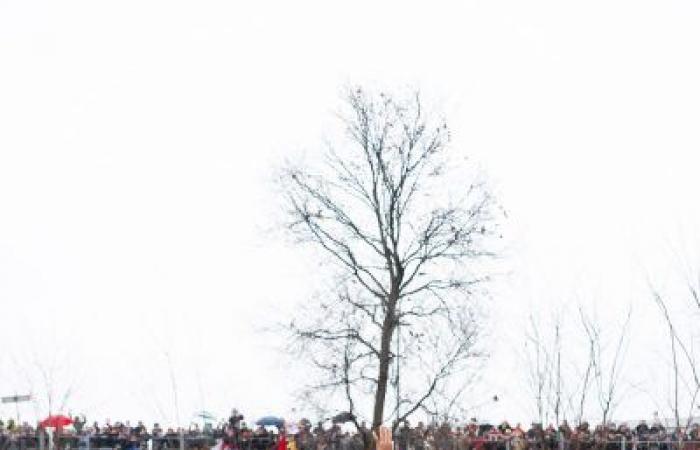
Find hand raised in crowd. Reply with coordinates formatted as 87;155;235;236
373;426;393;450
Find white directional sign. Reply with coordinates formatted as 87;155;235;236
1;394;32;403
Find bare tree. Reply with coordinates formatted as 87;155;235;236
6;340;82;421
0;313;86;422
567;306;596;427
523;306;610;427
523;312;565;426
579;307;631;426
523;314;550;425
649;278;700;436
281;86;500;437
420;361;486;425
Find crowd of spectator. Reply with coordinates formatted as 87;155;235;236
0;417;217;450
286;419;700;450
2;413;700;450
385;420;700;450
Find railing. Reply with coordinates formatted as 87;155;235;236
0;434;280;450
2;435;700;450
396;438;700;450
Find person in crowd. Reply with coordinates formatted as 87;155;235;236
72;415;86;434
412;422;427;450
298;420;316;450
328;423;341;450
397;421;411;450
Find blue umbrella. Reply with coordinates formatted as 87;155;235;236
256;416;284;428
193;411;217;422
194;411;216;426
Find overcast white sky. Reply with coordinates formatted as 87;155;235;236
2;0;700;429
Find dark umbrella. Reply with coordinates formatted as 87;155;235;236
256;416;285;428
332;412;355;424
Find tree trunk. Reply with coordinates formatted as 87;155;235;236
372;300;397;431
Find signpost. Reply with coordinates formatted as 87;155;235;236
1;394;32;425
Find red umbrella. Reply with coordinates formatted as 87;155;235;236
40;415;73;429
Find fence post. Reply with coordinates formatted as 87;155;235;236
622;436;626;450
179;431;185;450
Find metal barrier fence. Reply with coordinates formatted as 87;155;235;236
2;435;700;450
0;434;279;450
395;439;700;450
508;440;700;450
